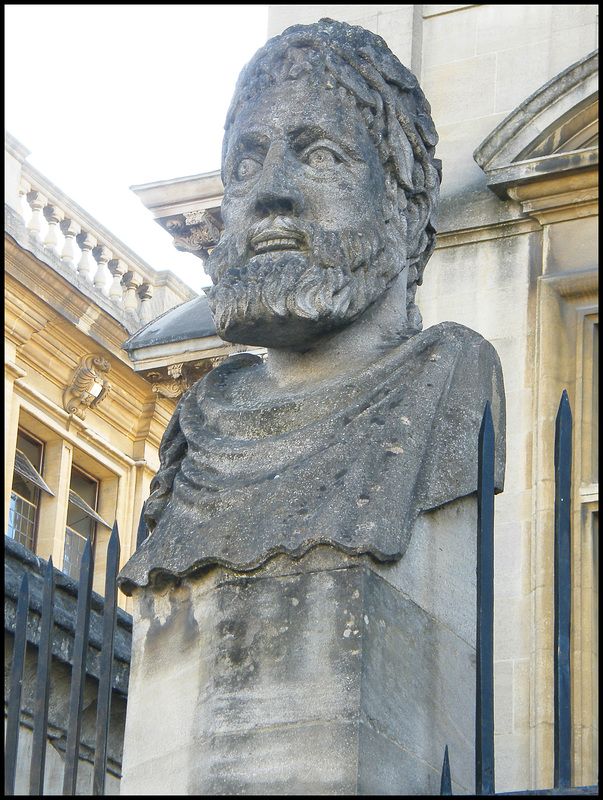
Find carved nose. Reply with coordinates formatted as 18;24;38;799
255;143;305;216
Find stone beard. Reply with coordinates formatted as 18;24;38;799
205;213;405;348
117;19;506;595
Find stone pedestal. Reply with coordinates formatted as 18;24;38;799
120;496;477;795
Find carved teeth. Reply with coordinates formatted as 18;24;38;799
252;237;301;254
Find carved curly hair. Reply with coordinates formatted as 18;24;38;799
223;18;442;330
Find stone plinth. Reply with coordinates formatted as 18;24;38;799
120;496;477;795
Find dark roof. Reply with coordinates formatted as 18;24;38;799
122;294;218;352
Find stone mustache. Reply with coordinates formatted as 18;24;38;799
118;18;505;594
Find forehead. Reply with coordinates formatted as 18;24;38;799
225;75;372;156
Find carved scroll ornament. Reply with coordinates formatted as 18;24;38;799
164;211;223;260
63;354;111;419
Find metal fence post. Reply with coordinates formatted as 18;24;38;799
29;556;55;795
476;402;495;795
63;537;95;794
93;522;121;795
554;390;572;789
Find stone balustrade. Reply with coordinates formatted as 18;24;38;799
17;178;158;324
5;133;197;329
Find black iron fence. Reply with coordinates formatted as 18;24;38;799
440;391;598;796
5;523;122;795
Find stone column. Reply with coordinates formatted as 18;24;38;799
120;496;477;795
36;439;73;566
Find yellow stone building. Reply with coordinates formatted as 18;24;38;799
4;132;199;609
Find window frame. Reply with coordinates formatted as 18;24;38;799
9;428;46;551
63;463;100;579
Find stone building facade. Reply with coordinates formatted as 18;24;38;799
125;4;598;793
5;131;197;611
5;131;205;792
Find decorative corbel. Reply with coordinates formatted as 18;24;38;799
146;363;188;399
145;358;225;399
63;354;111;419
164;210;223;260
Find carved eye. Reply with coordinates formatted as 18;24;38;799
235;157;262;181
306;147;338;170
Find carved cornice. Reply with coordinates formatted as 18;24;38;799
5;360;28;381
164;210;224;260
63;354;111;419
144;357;225;398
539;266;598;300
506;170;598;224
474;50;598;173
474;50;598;201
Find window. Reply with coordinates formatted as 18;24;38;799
8;430;53;550
63;466;109;579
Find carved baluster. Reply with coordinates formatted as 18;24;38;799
92;245;112;293
75;232;97;282
26;190;48;241
18;179;31;220
137;282;154;323
43;204;64;256
60;219;81;269
122;271;142;314
108;258;127;304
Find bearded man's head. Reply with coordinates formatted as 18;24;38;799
205;18;441;349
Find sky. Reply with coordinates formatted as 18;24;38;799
5;4;270;292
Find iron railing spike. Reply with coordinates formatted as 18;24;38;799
136;501;148;550
440;744;452;794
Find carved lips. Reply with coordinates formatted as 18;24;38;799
248;218;307;255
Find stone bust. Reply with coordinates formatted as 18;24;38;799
118;19;505;593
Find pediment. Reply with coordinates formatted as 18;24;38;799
474;50;598;196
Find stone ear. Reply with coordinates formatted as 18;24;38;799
382;171;400;223
404;190;430;258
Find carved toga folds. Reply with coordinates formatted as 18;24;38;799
118;321;504;594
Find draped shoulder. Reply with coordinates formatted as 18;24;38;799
119;323;505;594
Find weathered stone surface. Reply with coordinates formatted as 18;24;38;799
121;500;477;795
118;19;507;591
119;322;504;590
